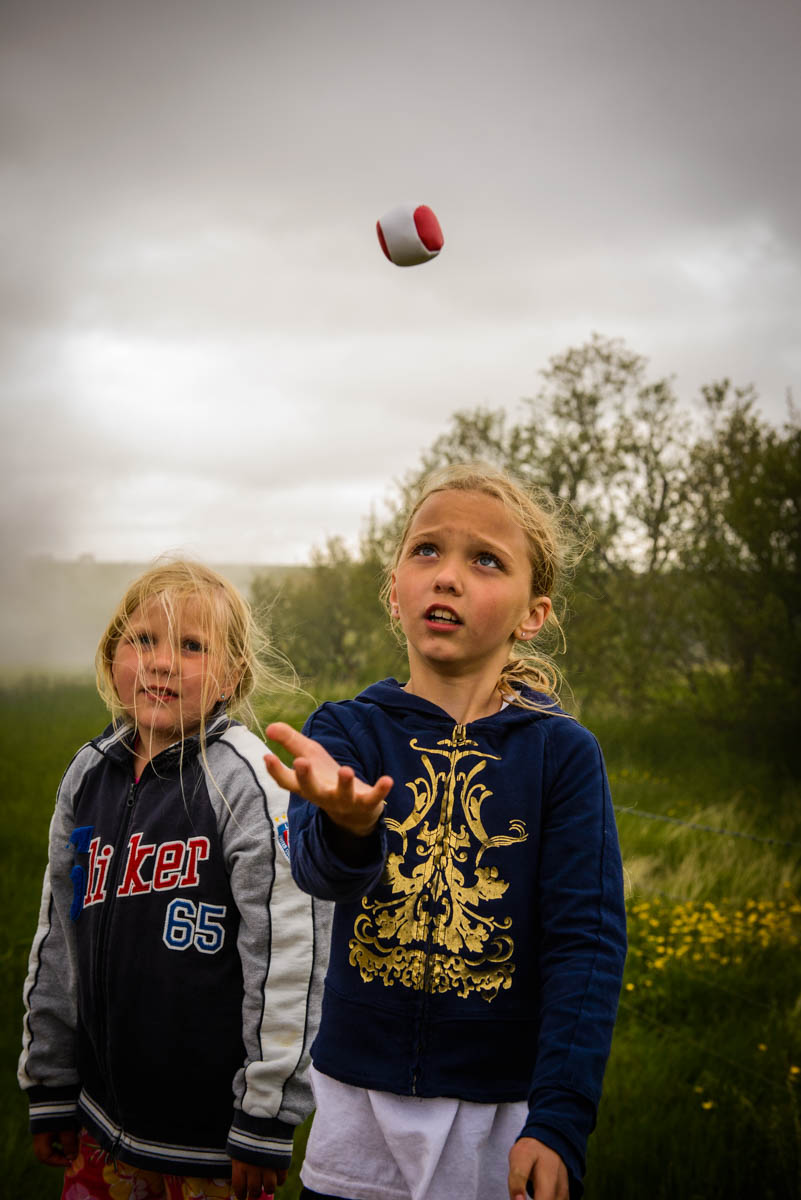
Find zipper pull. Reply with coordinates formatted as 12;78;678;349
453;723;467;745
127;781;137;808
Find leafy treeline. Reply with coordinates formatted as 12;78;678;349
253;336;800;766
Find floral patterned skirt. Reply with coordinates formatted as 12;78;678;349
62;1131;244;1200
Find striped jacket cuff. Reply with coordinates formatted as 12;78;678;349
227;1111;295;1168
27;1084;82;1132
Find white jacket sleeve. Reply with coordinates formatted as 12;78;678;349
204;727;331;1167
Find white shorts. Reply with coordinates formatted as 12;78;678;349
301;1066;527;1200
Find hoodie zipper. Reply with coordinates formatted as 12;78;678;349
91;775;139;1152
412;722;467;1093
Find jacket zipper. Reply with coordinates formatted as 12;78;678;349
91;776;139;1152
412;722;467;1094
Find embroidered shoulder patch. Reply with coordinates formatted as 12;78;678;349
275;815;290;861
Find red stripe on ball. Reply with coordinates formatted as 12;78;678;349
413;206;444;252
376;221;392;261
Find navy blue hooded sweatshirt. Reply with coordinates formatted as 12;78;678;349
288;679;627;1191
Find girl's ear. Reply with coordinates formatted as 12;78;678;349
389;572;400;619
515;596;552;641
218;662;244;704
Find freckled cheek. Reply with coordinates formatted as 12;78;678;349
111;661;140;709
480;595;508;620
112;654;138;686
182;666;214;701
394;590;417;630
482;595;525;636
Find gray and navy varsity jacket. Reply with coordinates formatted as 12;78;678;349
19;711;330;1176
289;679;627;1195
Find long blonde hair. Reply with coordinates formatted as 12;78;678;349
96;558;289;741
383;463;588;709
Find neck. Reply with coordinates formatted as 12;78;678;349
132;733;152;779
402;661;503;725
132;730;182;776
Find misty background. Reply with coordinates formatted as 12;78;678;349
2;0;800;669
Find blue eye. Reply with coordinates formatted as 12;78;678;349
476;552;502;569
412;542;437;558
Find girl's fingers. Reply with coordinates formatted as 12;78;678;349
266;753;351;807
263;753;299;793
32;1130;77;1166
335;767;394;811
61;1129;79;1160
265;753;324;799
265;728;393;812
335;765;356;800
370;774;394;804
267;725;342;785
266;722;319;759
295;757;337;798
355;777;393;808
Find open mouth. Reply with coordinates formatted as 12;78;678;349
425;605;462;627
143;687;179;702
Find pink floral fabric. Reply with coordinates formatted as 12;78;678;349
61;1131;254;1200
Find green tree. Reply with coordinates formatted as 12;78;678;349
385;335;697;711
397;335;692;574
679;383;801;756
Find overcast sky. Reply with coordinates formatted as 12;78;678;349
2;0;799;566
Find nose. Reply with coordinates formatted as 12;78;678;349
433;556;463;595
143;642;176;675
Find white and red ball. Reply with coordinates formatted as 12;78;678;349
376;204;444;267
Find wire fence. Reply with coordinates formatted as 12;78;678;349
613;803;801;849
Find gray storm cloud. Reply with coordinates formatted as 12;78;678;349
1;0;799;571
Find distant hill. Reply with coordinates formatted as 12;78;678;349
1;558;305;675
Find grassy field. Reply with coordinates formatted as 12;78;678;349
2;680;799;1199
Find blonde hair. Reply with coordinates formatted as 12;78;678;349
96;558;289;742
383;463;588;709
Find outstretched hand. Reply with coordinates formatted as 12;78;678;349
508;1137;569;1200
265;722;393;838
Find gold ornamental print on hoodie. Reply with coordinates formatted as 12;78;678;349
348;725;527;1002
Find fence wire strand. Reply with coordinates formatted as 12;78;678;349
614;804;801;849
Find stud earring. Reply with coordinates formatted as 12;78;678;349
391;605;400;618
220;692;226;701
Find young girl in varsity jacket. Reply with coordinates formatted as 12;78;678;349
266;464;627;1200
19;560;329;1200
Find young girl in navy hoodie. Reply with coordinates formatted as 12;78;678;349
266;464;627;1200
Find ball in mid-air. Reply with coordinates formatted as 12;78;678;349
376;204;444;267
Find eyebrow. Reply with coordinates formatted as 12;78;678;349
125;620;208;642
407;524;515;560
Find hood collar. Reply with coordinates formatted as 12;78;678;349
93;706;235;769
354;677;563;726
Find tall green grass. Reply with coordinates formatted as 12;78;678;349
585;712;801;1200
2;682;799;1199
1;679;108;1199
